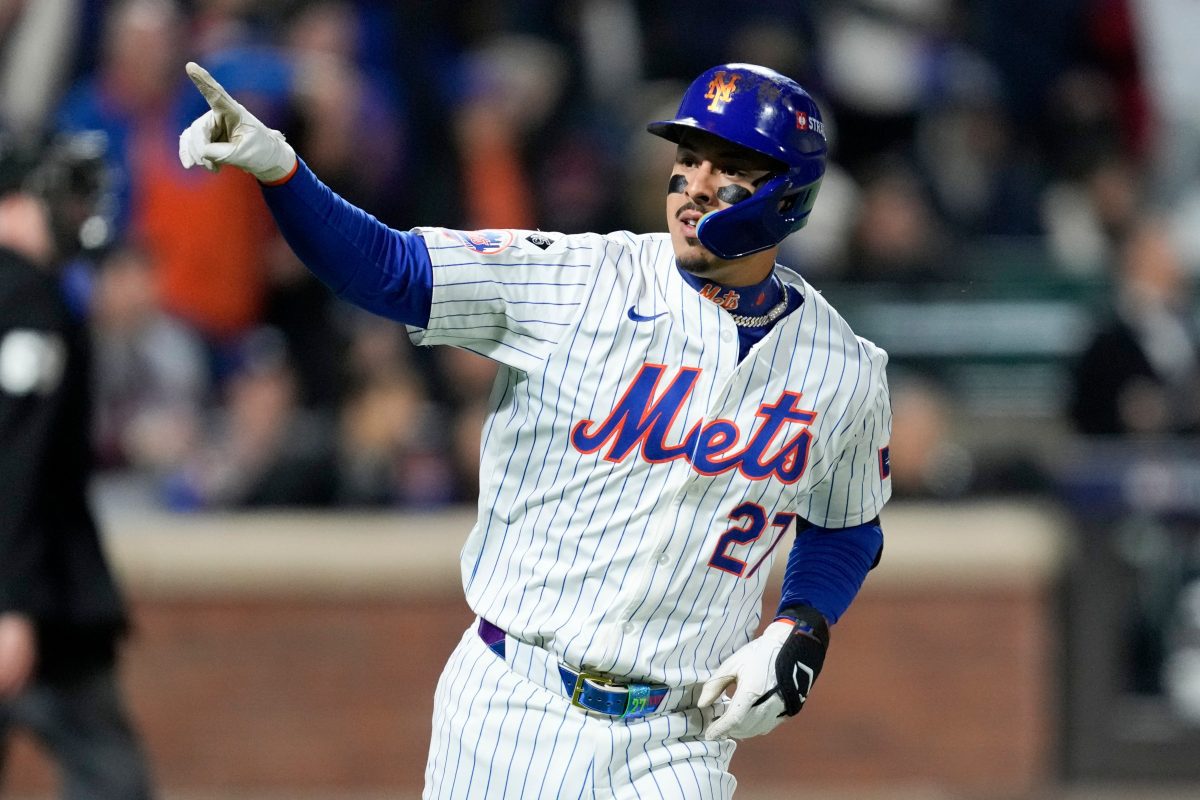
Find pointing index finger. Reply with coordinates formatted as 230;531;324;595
185;61;236;112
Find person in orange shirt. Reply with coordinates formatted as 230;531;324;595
56;0;278;353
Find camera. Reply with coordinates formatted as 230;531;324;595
0;129;116;259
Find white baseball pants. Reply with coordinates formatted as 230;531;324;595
424;625;737;799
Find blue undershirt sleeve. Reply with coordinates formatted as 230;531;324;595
777;518;884;625
259;158;433;328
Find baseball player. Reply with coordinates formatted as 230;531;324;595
180;61;891;798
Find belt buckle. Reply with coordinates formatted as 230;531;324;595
568;670;615;712
568;671;658;720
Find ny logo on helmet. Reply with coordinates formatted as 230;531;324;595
704;71;741;112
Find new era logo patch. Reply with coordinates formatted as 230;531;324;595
525;232;557;250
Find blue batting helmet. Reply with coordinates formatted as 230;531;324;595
647;64;827;260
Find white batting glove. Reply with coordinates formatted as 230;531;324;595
698;620;794;740
698;606;830;741
178;62;297;184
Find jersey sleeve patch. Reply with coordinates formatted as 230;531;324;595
878;445;891;479
523;232;560;250
444;229;516;255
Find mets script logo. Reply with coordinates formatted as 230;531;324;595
704;71;741;112
570;364;816;483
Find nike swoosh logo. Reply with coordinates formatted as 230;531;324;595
627;306;667;322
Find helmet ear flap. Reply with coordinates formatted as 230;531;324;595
697;173;823;260
778;188;804;215
778;180;821;224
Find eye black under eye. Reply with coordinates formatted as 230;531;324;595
716;185;752;204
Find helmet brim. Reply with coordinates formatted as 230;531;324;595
647;118;809;172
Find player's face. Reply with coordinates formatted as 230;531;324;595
666;131;778;283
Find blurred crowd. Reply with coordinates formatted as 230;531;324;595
1;0;1199;510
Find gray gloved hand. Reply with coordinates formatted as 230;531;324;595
177;62;297;183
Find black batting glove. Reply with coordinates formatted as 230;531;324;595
772;604;830;716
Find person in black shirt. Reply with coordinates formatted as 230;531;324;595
1070;217;1200;437
0;133;153;798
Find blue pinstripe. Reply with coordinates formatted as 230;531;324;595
435;278;591;290
424;333;543;362
436;311;574;326
430;297;580;307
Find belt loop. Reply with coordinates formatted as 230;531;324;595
624;684;654;718
477;618;506;658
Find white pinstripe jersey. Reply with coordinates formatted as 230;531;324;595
410;227;892;687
